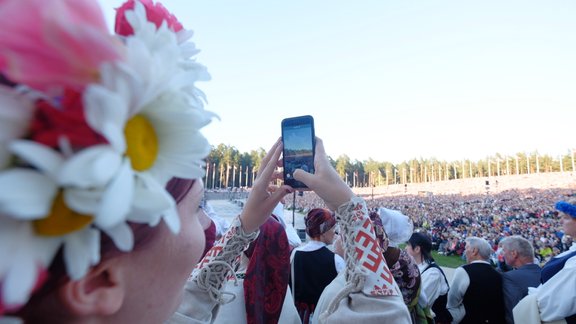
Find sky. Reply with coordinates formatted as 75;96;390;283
99;0;576;164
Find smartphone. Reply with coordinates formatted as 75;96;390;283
281;115;315;189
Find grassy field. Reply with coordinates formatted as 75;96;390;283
432;251;466;268
397;244;465;268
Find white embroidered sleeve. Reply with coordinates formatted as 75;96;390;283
447;266;469;324
421;267;445;308
318;197;411;324
168;216;259;323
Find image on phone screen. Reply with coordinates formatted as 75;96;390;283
282;115;315;188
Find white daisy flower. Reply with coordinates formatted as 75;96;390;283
0;215;127;307
0;141;135;286
82;2;214;233
0;217;60;307
0;0;214;311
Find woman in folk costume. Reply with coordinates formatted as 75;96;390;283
206;213;300;324
406;232;451;324
290;208;345;323
513;197;576;324
179;138;412;324
0;0;294;322
369;208;424;323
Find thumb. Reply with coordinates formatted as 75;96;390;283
293;169;314;187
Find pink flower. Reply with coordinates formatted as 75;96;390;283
115;0;183;36
0;0;123;92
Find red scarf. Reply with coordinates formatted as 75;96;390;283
243;217;290;324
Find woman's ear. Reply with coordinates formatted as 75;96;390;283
414;246;421;254
58;258;125;316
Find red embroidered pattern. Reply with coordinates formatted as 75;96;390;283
354;218;394;285
345;199;398;297
195;245;222;271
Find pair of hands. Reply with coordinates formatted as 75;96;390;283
239;137;354;233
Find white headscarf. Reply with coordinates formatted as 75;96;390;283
378;207;413;247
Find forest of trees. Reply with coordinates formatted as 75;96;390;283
203;144;576;190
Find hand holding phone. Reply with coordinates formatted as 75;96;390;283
292;138;355;211
281;115;315;189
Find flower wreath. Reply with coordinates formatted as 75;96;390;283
0;0;213;312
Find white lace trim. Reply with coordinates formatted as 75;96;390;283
192;216;259;304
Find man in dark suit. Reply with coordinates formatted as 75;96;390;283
500;235;542;324
447;236;506;323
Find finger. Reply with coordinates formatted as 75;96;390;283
257;143;283;184
256;139;279;177
272;170;283;181
314;137;327;159
258;185;292;219
270;185;294;205
267;185;278;193
257;138;281;176
293;168;314;187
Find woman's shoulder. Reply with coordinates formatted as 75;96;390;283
294;240;325;252
422;263;443;274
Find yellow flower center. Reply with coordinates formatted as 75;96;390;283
34;192;93;236
124;114;159;171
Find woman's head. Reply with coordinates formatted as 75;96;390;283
14;178;207;322
114;178;206;323
305;208;337;244
0;0;213;321
555;198;576;237
407;232;433;264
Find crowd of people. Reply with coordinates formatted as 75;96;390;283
283;194;576;324
285;188;575;265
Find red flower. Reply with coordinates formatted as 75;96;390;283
30;89;107;150
115;0;183;36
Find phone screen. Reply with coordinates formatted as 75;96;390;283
282;115;315;189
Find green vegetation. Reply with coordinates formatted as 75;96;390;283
432;251;466;268
397;244;464;268
205;143;575;189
